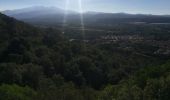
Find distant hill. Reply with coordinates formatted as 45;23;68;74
3;6;77;19
2;6;170;26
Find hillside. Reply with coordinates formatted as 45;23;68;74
0;13;170;100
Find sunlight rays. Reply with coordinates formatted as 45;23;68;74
62;0;70;33
78;0;87;51
62;0;86;42
78;0;85;41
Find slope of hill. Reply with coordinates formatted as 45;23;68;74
0;13;42;41
0;12;170;100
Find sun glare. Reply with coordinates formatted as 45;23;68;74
62;0;85;40
62;0;69;32
78;0;85;39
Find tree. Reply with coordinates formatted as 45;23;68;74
21;63;43;89
0;63;22;84
0;84;36;100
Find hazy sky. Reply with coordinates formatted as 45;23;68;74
0;0;170;15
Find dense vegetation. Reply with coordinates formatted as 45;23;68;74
0;13;170;100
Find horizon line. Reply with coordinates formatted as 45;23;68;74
1;5;170;16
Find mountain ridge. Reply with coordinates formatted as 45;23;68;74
2;6;170;26
3;6;170;16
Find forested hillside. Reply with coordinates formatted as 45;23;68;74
0;13;170;100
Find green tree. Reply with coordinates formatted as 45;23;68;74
0;84;36;100
0;63;22;84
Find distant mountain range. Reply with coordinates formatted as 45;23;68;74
3;6;77;19
2;6;170;26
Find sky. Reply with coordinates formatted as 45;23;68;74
0;0;170;15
